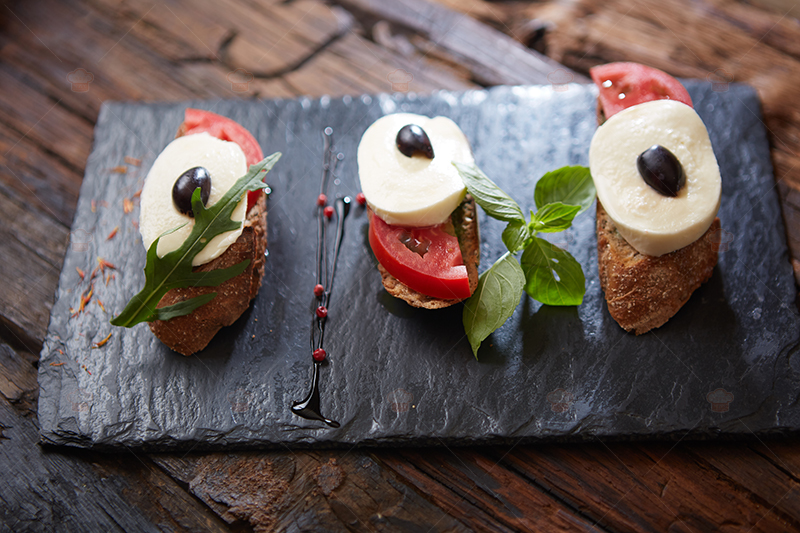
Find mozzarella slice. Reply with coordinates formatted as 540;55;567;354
589;100;721;257
140;133;248;266
358;113;473;227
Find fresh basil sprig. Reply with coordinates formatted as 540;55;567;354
111;153;281;328
454;163;595;358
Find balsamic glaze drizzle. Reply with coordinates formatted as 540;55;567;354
291;127;350;428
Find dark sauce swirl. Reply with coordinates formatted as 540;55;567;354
291;127;351;428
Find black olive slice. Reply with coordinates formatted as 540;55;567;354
396;124;434;159
636;145;686;197
172;166;211;216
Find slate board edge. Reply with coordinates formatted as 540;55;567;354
38;426;800;453
36;102;123;441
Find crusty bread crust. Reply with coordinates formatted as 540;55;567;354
148;192;267;355
378;195;480;309
596;200;719;334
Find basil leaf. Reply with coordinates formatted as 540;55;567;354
534;166;596;215
111;153;281;327
520;237;585;306
454;162;526;223
463;252;525;358
531;202;580;233
151;293;217;322
502;220;529;252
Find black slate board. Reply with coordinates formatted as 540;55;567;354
38;82;800;450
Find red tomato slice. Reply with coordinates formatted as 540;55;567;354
182;108;264;209
590;62;693;119
368;210;471;300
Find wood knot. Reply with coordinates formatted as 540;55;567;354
315;458;344;497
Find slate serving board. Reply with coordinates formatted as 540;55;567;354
38;82;800;450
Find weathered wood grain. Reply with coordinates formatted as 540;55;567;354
686;442;800;526
0;124;81;228
152;451;472;532
376;448;607;532
496;443;799;532
334;0;587;85
0;341;232;533
2;0;800;530
0;344;38;415
0;74;92;179
284;31;475;96
0;190;68;352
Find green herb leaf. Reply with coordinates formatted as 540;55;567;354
502;220;530;252
152;293;217;321
534;166;596;215
531;202;580;233
175;259;251;288
463;252;525;358
520;237;585;306
111;153;281;327
454;162;526;223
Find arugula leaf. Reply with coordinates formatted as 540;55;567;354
463;252;525;358
534;166;596;215
454;162;526;223
111;153;281;327
152;293;217;321
502;220;529;252
520;237;585;306
531;202;580;233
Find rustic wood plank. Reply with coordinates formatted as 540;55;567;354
86;0;353;77
284;31;476;97
685;442;800;525
152;451;473;532
375;448;606;532
0;346;230;533
750;440;800;487
496;442;800;532
334;0;587;86
0;344;38;415
2;0;235;105
0;66;94;173
0;190;68;352
0;126;81;228
84;0;233;63
224;0;354;77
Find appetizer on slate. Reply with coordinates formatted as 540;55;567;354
358;113;480;308
359;114;597;356
111;109;281;355
589;63;722;334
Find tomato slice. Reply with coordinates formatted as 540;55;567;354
368;210;471;300
181;108;265;210
590;62;693;119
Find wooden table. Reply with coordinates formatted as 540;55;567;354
2;0;800;530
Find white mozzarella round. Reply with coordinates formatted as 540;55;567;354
589;100;721;257
358;113;473;227
140;133;248;266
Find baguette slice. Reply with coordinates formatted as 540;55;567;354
597;200;719;334
148;192;267;355
378;195;480;309
147;121;267;356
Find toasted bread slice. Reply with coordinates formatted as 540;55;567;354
596;200;719;334
378;195;480;309
148;192;267;355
